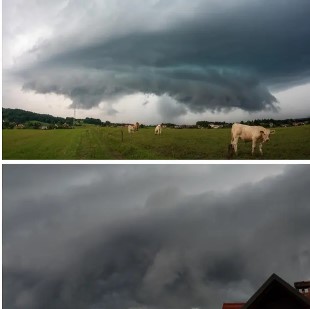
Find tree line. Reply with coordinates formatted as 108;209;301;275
2;107;309;129
197;118;309;128
2;108;106;129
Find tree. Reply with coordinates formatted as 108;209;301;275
84;117;102;125
2;120;15;129
66;117;74;126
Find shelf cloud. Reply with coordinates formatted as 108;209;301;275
3;165;310;309
4;0;310;116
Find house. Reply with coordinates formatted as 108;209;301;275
209;123;224;129
222;274;310;309
295;281;310;300
292;122;305;126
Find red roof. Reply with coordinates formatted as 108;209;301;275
222;303;245;309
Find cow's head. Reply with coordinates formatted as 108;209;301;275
260;129;275;142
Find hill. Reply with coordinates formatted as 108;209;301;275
2;108;67;125
2;108;104;127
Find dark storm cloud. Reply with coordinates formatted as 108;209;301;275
14;0;310;113
2;165;310;309
156;95;188;122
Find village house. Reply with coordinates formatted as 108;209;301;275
222;274;310;309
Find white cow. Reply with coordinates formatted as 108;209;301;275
128;124;135;134
231;123;275;155
155;124;162;135
128;122;139;133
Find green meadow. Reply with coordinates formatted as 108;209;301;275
2;125;310;160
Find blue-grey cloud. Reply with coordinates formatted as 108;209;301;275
9;0;310;114
2;165;310;309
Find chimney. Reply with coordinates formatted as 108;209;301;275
294;281;310;299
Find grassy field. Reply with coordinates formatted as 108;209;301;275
2;125;310;160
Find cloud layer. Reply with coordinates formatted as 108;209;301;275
4;0;310;115
3;165;310;309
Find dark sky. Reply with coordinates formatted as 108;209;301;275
2;164;310;309
3;0;310;123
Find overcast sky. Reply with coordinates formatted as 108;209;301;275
3;164;310;309
2;0;310;124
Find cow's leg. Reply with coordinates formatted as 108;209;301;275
252;140;256;155
232;137;238;154
259;143;263;155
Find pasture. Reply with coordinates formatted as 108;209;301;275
2;125;310;160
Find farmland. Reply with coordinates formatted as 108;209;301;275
2;125;310;160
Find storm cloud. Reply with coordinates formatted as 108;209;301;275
3;165;310;309
4;0;310;115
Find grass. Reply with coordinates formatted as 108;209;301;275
2;125;310;160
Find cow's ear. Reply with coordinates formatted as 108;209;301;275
270;130;275;134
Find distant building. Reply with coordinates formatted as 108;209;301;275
222;273;310;309
293;122;305;126
209;124;223;129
